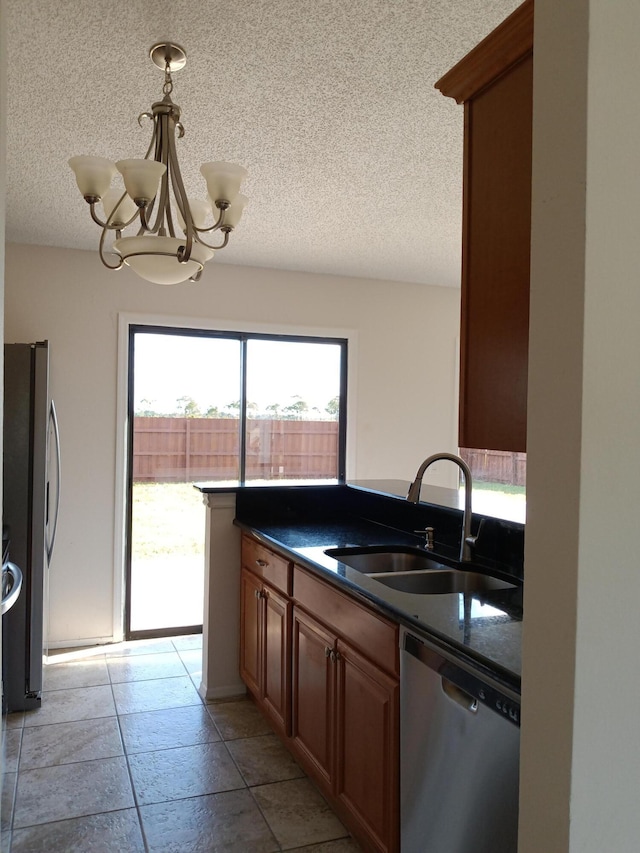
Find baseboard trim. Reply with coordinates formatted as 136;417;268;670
46;635;117;652
198;681;247;702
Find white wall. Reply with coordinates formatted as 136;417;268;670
520;1;640;850
4;244;460;644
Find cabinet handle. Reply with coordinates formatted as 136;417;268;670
254;589;260;599
324;646;332;658
256;559;268;567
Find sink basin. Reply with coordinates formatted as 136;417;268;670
325;545;449;574
373;569;516;595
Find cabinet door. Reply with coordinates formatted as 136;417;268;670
335;641;399;853
262;585;291;737
239;567;262;698
291;606;335;791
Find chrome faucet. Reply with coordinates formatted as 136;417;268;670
407;452;475;562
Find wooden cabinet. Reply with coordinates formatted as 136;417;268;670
436;0;534;453
240;567;262;698
239;534;399;852
291;606;335;789
335;639;398;852
240;536;292;737
292;566;399;853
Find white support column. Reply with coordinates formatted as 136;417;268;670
199;492;246;701
521;1;640;850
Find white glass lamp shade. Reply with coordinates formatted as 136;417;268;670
68;156;116;200
113;235;214;285
223;193;248;229
101;188;138;227
200;162;247;204
176;199;212;232
116;159;166;204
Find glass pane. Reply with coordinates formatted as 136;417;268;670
129;332;241;634
459;447;526;523
245;339;343;483
133;333;242;484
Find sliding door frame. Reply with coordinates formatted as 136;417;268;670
121;320;349;641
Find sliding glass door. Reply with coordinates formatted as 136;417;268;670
125;325;347;639
126;329;241;638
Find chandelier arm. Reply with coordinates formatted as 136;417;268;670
139;204;153;233
123;114;160;236
98;224;124;271
192;203;227;234
118;248;205;275
148;113;171;235
150;113;162;161
165;200;177;238
138;111;154;131
167;122;194;262
192;229;231;251
135;115;162;235
89;204;109;229
89;199;141;231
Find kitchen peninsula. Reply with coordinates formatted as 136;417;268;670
196;479;524;691
196;479;524;852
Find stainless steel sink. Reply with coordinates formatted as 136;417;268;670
325;545;449;574
373;569;516;595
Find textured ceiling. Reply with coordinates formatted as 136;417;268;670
5;0;520;287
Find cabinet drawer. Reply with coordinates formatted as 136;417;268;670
242;534;292;596
294;565;398;677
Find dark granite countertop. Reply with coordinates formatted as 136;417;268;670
232;484;523;692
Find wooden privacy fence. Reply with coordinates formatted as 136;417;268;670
133;417;525;486
133;416;339;482
460;448;526;487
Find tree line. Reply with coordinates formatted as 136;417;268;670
136;394;340;420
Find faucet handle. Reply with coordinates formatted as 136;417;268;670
414;527;435;550
464;518;486;552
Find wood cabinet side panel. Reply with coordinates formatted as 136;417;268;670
459;53;533;452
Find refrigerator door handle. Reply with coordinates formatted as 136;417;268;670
2;562;23;615
46;399;61;565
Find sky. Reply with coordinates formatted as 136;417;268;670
133;332;342;416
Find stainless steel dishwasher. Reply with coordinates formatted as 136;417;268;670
400;627;520;853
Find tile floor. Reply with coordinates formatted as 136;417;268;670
1;635;361;852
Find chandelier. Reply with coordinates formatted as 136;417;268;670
68;42;248;285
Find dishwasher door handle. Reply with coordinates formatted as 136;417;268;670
442;677;478;713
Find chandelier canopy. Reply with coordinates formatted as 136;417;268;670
69;42;248;285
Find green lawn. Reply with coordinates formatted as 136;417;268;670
473;481;526;497
131;482;206;559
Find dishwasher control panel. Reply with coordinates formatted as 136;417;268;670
478;685;520;725
403;629;521;727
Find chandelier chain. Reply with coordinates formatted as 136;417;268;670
163;61;173;96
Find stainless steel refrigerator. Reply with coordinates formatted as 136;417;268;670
2;341;60;712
